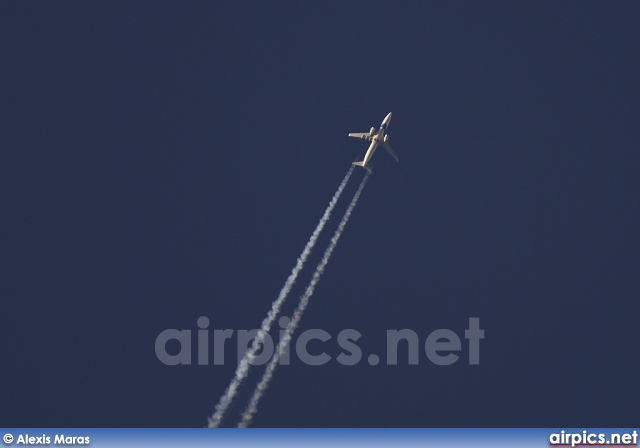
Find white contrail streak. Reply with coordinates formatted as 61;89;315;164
238;173;370;428
208;166;355;428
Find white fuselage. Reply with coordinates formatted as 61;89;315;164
362;113;391;167
362;135;381;167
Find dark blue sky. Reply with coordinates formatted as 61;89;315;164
2;2;639;427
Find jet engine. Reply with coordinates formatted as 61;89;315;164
369;127;376;136
384;134;389;142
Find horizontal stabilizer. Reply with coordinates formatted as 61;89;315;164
352;161;373;174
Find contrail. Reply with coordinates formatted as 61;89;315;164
238;173;370;428
208;165;355;428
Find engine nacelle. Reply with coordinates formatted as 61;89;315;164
384;134;389;143
369;127;376;136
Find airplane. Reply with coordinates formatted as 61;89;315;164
348;112;398;174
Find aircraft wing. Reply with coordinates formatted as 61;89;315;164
382;142;399;162
348;133;372;140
